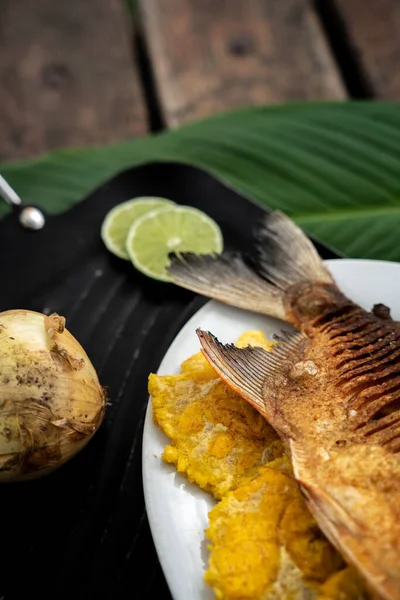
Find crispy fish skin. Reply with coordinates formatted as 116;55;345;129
168;211;400;600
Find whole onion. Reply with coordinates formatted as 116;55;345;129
0;309;105;481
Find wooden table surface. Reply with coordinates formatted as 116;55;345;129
0;2;399;599
1;0;399;162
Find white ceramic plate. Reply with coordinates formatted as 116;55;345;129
142;258;400;600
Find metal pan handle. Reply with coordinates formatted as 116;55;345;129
0;173;46;230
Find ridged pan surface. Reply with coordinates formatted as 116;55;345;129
0;163;340;600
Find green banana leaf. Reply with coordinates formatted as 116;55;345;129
2;101;400;261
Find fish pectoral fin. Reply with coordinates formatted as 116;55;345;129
167;252;286;320
299;479;400;600
295;445;400;600
296;478;361;538
197;328;307;419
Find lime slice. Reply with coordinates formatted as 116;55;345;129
126;206;223;282
101;197;175;260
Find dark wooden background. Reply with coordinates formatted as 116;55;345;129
1;0;399;163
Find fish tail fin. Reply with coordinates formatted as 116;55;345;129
250;211;333;290
168;251;287;320
167;211;333;320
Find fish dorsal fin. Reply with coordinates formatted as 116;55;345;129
196;328;307;419
168;252;286;320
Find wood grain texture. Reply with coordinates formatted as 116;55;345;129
0;0;147;161
334;0;400;98
139;0;346;126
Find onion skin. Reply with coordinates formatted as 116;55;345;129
0;309;106;481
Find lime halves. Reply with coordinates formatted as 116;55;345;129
126;206;223;282
101;197;174;260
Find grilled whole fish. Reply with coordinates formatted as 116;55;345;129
168;212;400;600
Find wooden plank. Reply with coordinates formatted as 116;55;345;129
0;0;147;161
139;0;346;127
333;0;400;98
